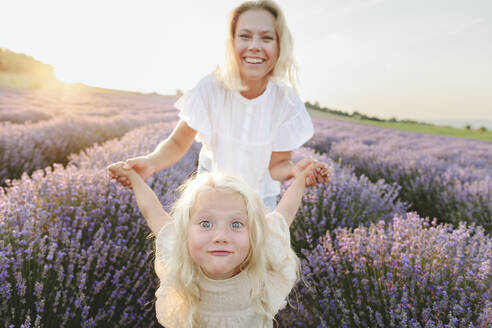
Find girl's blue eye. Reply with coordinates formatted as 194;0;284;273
263;36;273;40
240;34;250;39
199;221;211;228
231;221;244;229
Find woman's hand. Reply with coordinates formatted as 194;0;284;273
293;158;331;187
107;156;156;188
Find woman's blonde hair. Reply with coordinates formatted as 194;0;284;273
216;0;299;94
155;172;299;327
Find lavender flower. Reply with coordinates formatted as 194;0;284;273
277;214;492;327
307;117;492;232
1;122;198;327
0;87;180;186
288;147;407;252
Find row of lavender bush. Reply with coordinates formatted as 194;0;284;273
278;147;491;327
1;122;198;327
0;86;179;186
288;147;406;251
307;118;492;232
0;112;178;186
278;214;491;327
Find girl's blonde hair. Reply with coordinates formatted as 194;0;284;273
216;0;299;95
156;172;299;327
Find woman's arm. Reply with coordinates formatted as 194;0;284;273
269;151;295;182
109;120;197;187
146;120;198;172
108;162;172;235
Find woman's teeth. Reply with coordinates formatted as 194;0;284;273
245;57;264;64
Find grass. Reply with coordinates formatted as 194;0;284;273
307;108;492;142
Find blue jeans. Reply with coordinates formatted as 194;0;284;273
262;195;277;212
197;163;277;211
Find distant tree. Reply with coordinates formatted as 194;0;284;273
401;119;419;124
366;115;383;122
465;124;471;130
479;126;487;132
352;111;362;119
304;101;433;125
0;48;55;79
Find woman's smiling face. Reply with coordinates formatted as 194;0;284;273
233;9;279;87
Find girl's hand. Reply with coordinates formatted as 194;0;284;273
107;161;134;178
107;156;156;188
293;158;331;187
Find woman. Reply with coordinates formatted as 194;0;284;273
109;0;329;210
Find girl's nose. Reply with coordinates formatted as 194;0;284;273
213;227;230;244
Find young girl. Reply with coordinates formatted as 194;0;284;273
108;160;326;328
108;0;329;210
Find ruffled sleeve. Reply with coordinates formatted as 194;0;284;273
264;211;298;314
174;74;214;145
271;95;314;151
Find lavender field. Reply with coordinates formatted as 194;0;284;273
308;118;492;233
0;86;179;186
1;90;491;327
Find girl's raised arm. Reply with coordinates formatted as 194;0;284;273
275;160;329;226
108;162;172;235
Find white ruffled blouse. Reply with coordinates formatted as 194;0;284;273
174;73;313;198
154;211;298;328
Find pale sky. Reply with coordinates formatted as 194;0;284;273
2;0;491;120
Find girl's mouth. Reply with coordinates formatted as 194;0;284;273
208;250;233;256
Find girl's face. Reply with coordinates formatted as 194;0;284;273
188;190;250;280
233;9;279;87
